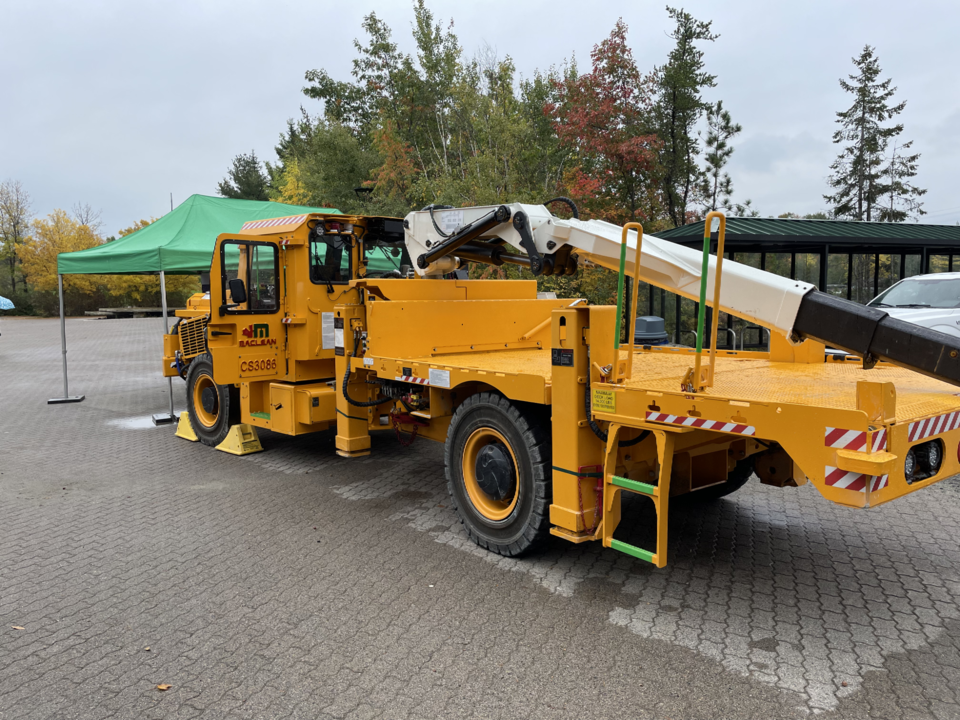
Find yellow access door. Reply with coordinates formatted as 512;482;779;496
207;235;284;385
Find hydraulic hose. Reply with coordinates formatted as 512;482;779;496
342;334;388;408
423;204;455;239
584;373;649;447
542;196;579;220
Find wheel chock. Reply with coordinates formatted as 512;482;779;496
175;412;198;442
215;424;263;456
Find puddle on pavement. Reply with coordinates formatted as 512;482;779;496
106;416;164;430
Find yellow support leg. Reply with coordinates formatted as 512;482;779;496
601;424;674;568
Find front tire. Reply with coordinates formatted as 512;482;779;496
186;353;239;446
444;393;551;557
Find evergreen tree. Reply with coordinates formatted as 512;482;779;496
699;100;740;212
653;6;718;227
217;151;270;201
824;45;922;221
878;140;926;222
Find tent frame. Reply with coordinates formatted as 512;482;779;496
152;271;176;425
47;274;85;404
47;195;344;415
46;272;177;422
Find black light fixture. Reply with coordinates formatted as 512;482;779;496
354;187;374;202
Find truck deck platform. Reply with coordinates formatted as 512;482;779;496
411;347;960;424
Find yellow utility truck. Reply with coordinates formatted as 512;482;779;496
164;202;960;567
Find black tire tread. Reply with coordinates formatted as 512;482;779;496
185;353;239;447
444;392;552;557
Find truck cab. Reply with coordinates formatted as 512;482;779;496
164;213;408;444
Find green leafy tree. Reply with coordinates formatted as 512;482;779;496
824;45;922;221
653;6;718;227
296;1;568;216
217;151;270;201
0;180;32;296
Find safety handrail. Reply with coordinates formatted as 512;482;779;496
613;223;644;382
691;212;727;391
723;327;737;351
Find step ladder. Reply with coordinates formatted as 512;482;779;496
600;423;677;568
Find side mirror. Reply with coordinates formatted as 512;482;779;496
228;278;247;305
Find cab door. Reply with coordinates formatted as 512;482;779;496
207;235;284;385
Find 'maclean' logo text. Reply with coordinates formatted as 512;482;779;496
240;324;277;347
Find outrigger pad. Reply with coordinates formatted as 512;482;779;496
175;412;198;442
216;424;263;456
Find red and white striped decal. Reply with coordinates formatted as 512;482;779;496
395;375;429;386
825;427;887;451
871;429;888;452
824;427;866;450
241;214;307;231
908;411;960;442
644;412;755;436
824;466;889;493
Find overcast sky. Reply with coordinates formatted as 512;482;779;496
3;0;958;235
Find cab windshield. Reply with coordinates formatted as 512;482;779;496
869;277;960;309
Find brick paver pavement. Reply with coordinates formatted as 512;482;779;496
3;316;960;719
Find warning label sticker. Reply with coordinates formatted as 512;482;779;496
439;210;464;235
428;367;451;389
592;388;616;414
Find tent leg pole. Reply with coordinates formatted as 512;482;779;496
48;274;84;405
153;271;176;425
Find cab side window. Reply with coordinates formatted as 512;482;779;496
310;237;350;284
221;241;279;313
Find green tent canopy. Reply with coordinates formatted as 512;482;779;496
57;194;343;275
48;194;402;411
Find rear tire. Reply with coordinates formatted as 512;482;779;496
445;393;551;557
186;353;239;446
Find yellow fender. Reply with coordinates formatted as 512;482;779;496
216;424;263;456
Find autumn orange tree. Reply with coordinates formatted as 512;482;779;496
549;19;662;228
16;210;105;314
14;213;198;315
539;20;664;308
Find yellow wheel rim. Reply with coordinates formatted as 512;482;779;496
192;374;219;428
462;428;520;521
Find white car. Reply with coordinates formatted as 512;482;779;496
867;272;960;339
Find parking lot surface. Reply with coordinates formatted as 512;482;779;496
4;316;960;719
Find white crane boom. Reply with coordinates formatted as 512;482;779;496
404;203;812;337
403;202;960;386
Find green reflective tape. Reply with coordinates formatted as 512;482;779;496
610;539;655;563
612;475;657;496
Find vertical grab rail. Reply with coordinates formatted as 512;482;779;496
613;223;644;382
691;212;727;390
